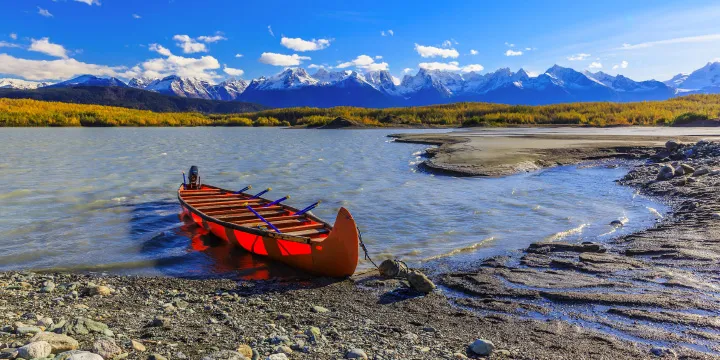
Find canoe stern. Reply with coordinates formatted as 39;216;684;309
311;207;359;277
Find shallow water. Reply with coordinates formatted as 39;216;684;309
0;128;666;279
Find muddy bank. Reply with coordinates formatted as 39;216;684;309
390;131;717;176
441;140;720;358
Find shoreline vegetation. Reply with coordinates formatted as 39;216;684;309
1;95;720;127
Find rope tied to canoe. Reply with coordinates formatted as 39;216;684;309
357;226;379;269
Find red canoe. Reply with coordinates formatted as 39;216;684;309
178;184;359;277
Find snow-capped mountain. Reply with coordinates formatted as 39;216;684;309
46;75;127;88
4;61;718;108
144;76;213;99
0;78;51;89
664;61;720;94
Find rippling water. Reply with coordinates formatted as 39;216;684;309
0;128;666;279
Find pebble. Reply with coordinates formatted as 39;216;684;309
29;331;79;353
274;345;293;354
57;350;104;360
408;270;436;293
87;285;113;296
148;353;169;360
311;305;330;313
469;338;495;356
665;140;679;151
693;167;710;176
40;280;56;293
149;316;170;328
201;350;247;360
346;348;368;359
18;340;52;359
93;338;123;358
132;340;147;352
657;165;675;181
266;354;288;360
651;347;677;357
16;325;42;335
236;344;253;358
713;213;720;219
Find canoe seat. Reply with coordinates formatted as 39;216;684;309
284;228;330;237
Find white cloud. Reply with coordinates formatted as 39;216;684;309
149;43;172;57
198;34;227;43
132;14;141;19
29;38;68;59
505;42;515;47
381;31;386;36
403;68;413;74
38;7;53;17
375;55;382;59
381;29;394;37
258;52;310;66
442;40;452;48
10;33;17;40
419;61;483;73
140;46;221;81
588;62;602;69
74;0;101;5
470;49;478;55
388;30;394;36
414;44;459;58
268;25;275;37
392;75;400;85
0;54;125;81
173;35;207;54
567;53;591;61
0;41;20;48
505;49;523;56
235;54;243;58
280;37;331;52
612;60;629;70
223;66;244;77
619;34;720;50
336;54;388;71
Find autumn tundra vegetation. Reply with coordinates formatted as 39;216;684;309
1;95;719;127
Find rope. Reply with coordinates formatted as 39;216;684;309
357;226;379;269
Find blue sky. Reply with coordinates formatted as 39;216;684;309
1;0;720;83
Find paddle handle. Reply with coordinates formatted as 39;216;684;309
245;204;281;233
182;172;187;190
264;195;290;208
235;185;252;194
251;188;271;199
295;201;320;216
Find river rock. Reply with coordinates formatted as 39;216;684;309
657;165;675;180
311;305;330;313
680;164;695;173
469;338;495;356
408;270;436;293
693;167;710;176
60;317;109;335
665;140;680;151
40;280;56;293
236;345;252;359
674;166;685;176
86;285;112;296
266;354;288;360
305;327;323;344
378;259;408;278
132;340;146;352
346;348;368;359
55;350;104;360
16;325;42;335
38;317;54;328
29;332;79;353
201;350;248;360
610;220;624;227
18;340;52;359
148;316;170;328
148;353;168;360
93;338;122;358
274;345;292;354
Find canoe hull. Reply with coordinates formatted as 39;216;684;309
179;190;359;277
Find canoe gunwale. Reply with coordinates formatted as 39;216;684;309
177;184;329;245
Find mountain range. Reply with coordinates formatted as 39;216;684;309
2;61;720;108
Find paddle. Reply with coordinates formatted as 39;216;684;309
244;202;282;233
251;188;271;199
263;195;290;208
235;185;252;194
182;171;187;190
294;201;321;216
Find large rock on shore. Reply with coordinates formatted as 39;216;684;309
469;339;495;356
18;341;52;359
657;165;675;181
319;117;363;129
29;332;79;353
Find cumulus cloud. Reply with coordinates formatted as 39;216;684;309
0;54;124;81
505;42;515;47
223;66;244;77
612;60;629;70
38;7;53;17
10;33;18;40
235;54;243;58
29;38;68;59
132;14;141;19
375;55;382;59
588;62;602;69
140;45;221;81
381;30;394;37
414;44;459;58
336;54;388;71
567;53;590;61
419;61;483;73
505;49;523;56
74;0;101;5
280;37;331;52
258;52;310;66
470;49;478;55
388;30;394;36
268;26;274;37
198;34;227;43
173;35;207;54
403;68;413;74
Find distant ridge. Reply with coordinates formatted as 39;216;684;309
0;86;268;114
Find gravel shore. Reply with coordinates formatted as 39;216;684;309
3;137;720;359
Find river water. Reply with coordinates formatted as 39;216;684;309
0;128;666;279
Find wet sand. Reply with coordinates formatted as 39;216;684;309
391;127;720;176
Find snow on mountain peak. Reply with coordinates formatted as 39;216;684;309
0;78;52;89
